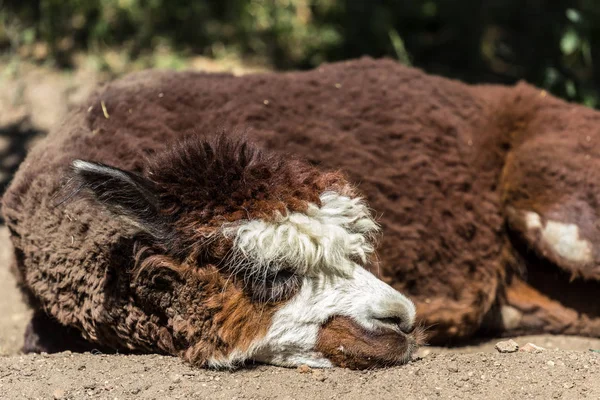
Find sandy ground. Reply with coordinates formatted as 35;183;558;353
1;228;599;399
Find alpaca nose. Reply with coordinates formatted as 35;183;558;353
370;298;416;334
349;266;416;335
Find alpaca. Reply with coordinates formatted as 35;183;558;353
3;57;600;369
2;111;420;369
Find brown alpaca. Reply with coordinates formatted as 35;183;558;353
2;57;599;370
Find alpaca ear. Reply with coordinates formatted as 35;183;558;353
69;160;167;238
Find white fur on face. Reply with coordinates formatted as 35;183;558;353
224;191;380;277
251;266;416;367
207;266;416;369
208;191;416;369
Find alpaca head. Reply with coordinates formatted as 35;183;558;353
70;135;420;369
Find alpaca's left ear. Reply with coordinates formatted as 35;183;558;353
68;160;168;239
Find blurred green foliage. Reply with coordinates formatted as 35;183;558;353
1;0;600;107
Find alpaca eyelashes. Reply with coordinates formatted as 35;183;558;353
221;252;302;303
243;268;301;303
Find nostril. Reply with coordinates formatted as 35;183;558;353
375;316;413;334
377;316;403;326
370;296;417;334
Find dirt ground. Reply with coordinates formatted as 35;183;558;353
1;227;599;400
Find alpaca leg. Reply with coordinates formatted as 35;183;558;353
501;205;600;337
500;132;600;336
499;276;600;337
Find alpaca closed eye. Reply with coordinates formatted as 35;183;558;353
245;269;300;303
378;317;403;325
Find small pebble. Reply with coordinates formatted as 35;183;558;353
312;371;327;382
169;373;182;383
297;364;312;373
447;362;459;373
520;343;545;353
495;339;519;353
52;389;65;399
547;361;555;367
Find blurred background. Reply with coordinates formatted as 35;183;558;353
1;0;599;207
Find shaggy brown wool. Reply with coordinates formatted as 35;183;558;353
3;57;600;355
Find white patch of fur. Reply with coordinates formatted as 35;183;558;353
542;220;593;263
524;211;593;263
205;352;245;369
500;305;522;330
223;191;380;277
524;211;542;230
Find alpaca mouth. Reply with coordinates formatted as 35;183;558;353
315;316;427;369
